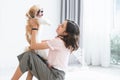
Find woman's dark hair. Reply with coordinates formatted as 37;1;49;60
60;20;80;52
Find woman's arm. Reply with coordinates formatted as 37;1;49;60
30;19;49;50
26;33;31;44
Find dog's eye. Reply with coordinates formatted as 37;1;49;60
40;8;43;13
40;10;43;13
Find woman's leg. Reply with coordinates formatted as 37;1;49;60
13;51;59;80
26;70;33;80
11;66;23;80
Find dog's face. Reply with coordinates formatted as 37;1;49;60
26;5;43;19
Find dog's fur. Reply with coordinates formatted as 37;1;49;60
25;5;49;60
26;5;40;45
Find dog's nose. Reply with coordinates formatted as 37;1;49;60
41;14;43;16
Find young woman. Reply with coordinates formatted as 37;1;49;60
11;19;80;80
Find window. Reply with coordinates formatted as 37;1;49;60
110;0;120;65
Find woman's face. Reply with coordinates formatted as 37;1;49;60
56;20;68;36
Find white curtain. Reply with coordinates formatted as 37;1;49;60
82;0;114;67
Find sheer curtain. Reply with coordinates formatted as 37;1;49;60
82;0;114;67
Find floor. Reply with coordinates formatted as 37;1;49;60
65;65;120;80
1;65;120;80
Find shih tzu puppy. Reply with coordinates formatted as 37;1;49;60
25;5;50;60
26;5;50;45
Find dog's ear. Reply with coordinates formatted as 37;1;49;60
26;13;32;19
28;9;36;18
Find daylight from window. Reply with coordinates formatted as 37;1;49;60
110;0;120;65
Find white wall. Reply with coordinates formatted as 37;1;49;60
0;0;60;77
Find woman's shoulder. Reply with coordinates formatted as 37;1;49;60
54;37;63;42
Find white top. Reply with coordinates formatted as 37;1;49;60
47;37;70;72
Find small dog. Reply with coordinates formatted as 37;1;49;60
25;5;50;60
26;5;43;45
